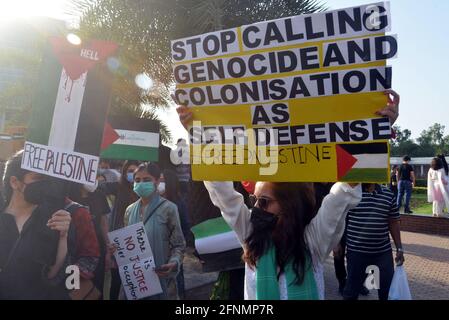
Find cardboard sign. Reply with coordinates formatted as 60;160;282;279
22;37;118;185
100;117;160;161
108;223;162;300
171;2;396;183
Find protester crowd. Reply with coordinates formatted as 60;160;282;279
0;155;190;300
0;88;428;300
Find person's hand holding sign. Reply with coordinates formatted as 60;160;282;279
376;89;400;125
155;262;177;278
176;105;192;130
47;210;71;238
172;93;192;130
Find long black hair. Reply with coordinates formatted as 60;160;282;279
431;157;443;171
162;169;180;202
134;162;161;180
111;160;140;230
2;151;28;207
437;154;448;176
244;182;316;285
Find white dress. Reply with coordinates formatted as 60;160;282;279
427;168;449;216
203;181;362;300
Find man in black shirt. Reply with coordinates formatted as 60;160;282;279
396;156;416;214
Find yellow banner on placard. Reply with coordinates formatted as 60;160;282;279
189;141;389;183
189;91;387;127
172;2;395;182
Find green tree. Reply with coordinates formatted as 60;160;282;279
391;124;449;157
422;123;445;145
390;125;412;147
0;33;46;127
417;123;447;155
390;125;419;157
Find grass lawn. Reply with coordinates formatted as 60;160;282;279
408;193;432;216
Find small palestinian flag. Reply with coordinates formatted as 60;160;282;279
191;217;241;255
101;117;160;161
22;36;118;185
336;142;389;183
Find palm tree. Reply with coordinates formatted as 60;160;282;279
0;22;49;128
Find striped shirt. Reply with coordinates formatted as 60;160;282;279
346;185;400;254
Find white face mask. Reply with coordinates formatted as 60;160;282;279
157;182;166;195
84;181;98;193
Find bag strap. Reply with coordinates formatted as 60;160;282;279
63;202;87;257
143;199;167;226
82;280;98;300
64;202;87;214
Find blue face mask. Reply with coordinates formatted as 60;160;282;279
133;182;155;198
127;172;134;183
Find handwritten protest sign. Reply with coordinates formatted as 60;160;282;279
108;223;162;300
171;2;396;183
22;37;118;185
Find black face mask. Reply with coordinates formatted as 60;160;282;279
23;180;66;206
250;206;279;231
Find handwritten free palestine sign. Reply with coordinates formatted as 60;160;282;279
108;223;162;300
171;2;396;183
22;37;118;186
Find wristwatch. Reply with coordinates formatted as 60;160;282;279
397;248;404;252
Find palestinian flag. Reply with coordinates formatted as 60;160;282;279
336;142;389;183
191;217;243;273
101;117;160;161
22;36;118;185
191;217;241;255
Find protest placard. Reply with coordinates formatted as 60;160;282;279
22;37;118;185
171;1;396;183
100;117;160;161
108;222;162;300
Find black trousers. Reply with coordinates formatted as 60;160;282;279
109;267;122;300
228;268;245;300
176;265;185;299
333;236;347;286
343;250;394;300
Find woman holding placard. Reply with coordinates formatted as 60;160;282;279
175;90;400;300
123;162;186;300
0;151;71;299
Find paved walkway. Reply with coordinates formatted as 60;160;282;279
184;231;449;300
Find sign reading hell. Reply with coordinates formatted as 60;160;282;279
171;1;396;183
22;37;118;185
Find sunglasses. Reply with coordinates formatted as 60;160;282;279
249;194;278;210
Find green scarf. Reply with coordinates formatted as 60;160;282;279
256;245;319;300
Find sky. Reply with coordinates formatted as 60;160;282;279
1;0;448;146
0;0;70;20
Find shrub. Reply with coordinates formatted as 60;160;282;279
413;187;427;195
